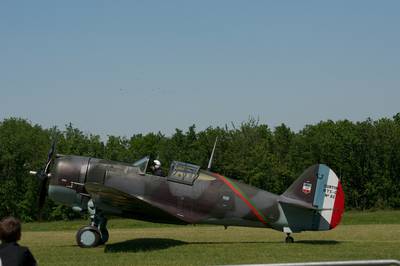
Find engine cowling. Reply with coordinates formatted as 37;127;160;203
48;155;91;212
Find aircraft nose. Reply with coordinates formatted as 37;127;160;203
51;155;90;187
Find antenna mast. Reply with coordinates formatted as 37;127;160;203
207;137;218;171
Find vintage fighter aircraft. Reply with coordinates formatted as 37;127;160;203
30;142;344;248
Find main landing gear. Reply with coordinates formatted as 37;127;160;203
76;200;109;248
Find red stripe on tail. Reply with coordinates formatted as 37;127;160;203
330;181;345;229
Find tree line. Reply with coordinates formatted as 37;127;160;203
0;115;399;221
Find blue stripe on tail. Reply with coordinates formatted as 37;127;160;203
313;164;330;209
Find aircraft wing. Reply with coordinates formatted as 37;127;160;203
84;182;186;224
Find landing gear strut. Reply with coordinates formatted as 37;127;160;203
285;233;294;243
76;199;109;248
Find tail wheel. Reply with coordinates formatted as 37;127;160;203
285;235;294;243
76;226;101;248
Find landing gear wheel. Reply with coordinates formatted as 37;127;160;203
285;235;294;243
76;226;101;248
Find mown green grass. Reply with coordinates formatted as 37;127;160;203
20;211;400;266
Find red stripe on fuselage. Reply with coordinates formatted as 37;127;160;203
214;173;268;225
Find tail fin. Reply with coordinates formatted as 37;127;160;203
280;164;345;231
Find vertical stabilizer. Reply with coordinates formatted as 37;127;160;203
281;164;345;231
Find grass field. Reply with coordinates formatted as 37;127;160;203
20;211;400;265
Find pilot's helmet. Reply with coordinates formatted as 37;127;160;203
153;160;161;169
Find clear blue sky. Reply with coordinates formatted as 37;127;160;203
1;1;399;138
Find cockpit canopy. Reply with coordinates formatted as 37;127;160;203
167;161;200;185
132;156;201;185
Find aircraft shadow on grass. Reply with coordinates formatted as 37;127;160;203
295;240;340;245
104;238;340;253
104;238;186;253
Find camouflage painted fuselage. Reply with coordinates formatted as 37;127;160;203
49;156;283;228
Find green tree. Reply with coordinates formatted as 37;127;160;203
0;118;49;221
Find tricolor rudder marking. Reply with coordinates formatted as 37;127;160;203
314;165;345;230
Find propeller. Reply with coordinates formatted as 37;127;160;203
30;140;56;217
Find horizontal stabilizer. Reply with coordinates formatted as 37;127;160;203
278;196;317;210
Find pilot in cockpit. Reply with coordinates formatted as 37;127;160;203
151;160;164;177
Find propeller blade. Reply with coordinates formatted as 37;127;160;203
44;140;56;174
31;139;57;220
38;178;48;210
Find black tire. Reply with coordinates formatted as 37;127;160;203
76;226;101;248
100;228;109;244
285;236;294;243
